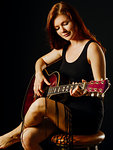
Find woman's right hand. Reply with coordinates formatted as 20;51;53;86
33;72;50;97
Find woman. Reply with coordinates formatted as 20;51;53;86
0;1;106;150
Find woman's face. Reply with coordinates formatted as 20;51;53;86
54;14;76;41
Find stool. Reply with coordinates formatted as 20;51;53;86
51;131;105;150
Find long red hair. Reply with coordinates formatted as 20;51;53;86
46;1;105;52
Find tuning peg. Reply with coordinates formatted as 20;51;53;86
108;80;111;85
83;89;88;95
91;93;95;97
102;93;105;98
97;92;100;97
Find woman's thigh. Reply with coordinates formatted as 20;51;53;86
45;97;70;132
25;97;70;132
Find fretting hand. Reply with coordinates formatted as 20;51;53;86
70;79;88;97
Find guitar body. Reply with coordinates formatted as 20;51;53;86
21;70;60;119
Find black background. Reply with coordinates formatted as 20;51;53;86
2;0;113;149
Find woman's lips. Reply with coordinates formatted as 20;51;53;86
63;32;71;37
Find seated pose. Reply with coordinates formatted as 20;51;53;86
0;1;106;150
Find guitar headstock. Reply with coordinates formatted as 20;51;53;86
86;79;111;97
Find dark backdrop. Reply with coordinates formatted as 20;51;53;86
2;0;113;150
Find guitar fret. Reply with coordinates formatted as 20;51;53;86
58;87;60;92
54;88;56;93
62;86;65;92
48;84;75;95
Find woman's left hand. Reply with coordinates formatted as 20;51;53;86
70;80;87;97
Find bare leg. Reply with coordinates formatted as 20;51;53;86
0;123;22;149
21;97;69;150
21;118;57;150
0;97;46;149
0;97;70;149
23;97;69;132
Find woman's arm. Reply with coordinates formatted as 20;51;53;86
87;42;106;81
34;49;63;96
35;49;62;74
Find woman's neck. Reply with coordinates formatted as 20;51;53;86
69;39;87;48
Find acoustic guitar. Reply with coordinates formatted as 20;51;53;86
21;69;110;119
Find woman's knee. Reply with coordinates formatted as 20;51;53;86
21;128;32;149
21;128;38;150
29;97;46;115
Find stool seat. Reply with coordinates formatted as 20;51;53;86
51;131;105;148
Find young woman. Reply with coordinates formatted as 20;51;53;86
0;1;106;150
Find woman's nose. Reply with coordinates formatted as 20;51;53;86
60;26;66;32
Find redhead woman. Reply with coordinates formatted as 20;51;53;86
0;2;106;150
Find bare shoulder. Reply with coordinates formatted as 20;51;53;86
87;42;105;62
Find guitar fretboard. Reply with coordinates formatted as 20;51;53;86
47;83;85;96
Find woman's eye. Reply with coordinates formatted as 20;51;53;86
55;21;69;31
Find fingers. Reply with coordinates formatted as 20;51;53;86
34;85;44;97
70;79;88;97
44;77;51;86
37;83;44;96
33;75;50;97
70;80;86;97
70;85;83;97
82;79;88;95
82;79;86;83
34;81;44;97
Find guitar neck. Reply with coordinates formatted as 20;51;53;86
47;83;85;96
44;69;110;98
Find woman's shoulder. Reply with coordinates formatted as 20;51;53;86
88;41;104;55
87;41;105;63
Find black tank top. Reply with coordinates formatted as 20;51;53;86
59;40;104;135
60;40;94;82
